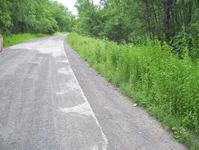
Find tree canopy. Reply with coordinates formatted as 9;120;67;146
0;0;73;34
74;0;199;41
73;0;199;58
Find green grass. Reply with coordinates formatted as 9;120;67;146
3;33;49;47
67;33;199;150
53;32;69;35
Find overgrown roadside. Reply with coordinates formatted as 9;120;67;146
67;33;199;150
3;33;50;48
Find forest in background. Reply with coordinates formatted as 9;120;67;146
74;0;199;59
1;0;198;57
0;0;73;35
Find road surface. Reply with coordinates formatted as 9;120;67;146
0;35;186;150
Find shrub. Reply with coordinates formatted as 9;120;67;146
171;23;199;59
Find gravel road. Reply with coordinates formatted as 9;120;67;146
0;35;186;150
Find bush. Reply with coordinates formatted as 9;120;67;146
68;33;199;150
171;23;199;59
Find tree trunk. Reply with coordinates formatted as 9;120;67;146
186;3;192;26
143;0;152;39
163;0;174;41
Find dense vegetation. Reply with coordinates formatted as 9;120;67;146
72;2;199;149
0;0;73;35
68;33;199;150
74;0;199;59
72;3;199;149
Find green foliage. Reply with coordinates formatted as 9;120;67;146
171;22;199;59
0;0;73;35
74;0;146;42
68;33;199;150
3;33;48;47
0;0;13;34
74;0;199;52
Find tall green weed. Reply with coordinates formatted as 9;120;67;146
67;33;199;149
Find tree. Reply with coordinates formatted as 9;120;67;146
0;0;13;34
74;0;199;47
0;0;73;34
